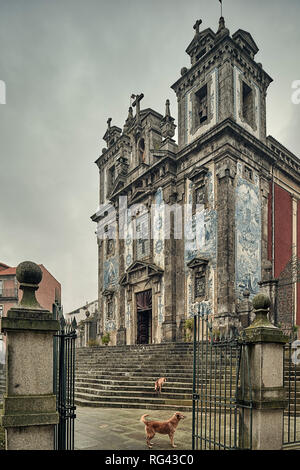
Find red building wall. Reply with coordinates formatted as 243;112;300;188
36;265;61;312
274;184;293;278
0;264;61;316
268;183;296;328
268;182;273;261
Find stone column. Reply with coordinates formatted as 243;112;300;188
161;186;177;342
117;233;126;345
0;261;59;450
215;157;238;330
239;293;288;450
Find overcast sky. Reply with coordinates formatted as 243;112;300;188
0;0;299;313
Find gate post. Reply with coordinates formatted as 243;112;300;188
0;261;59;450
240;293;288;450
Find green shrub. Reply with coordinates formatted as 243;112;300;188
184;319;194;331
101;332;110;346
184;319;193;342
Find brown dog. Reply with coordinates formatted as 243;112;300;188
140;412;185;448
154;377;166;394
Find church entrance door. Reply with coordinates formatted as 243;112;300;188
136;289;152;344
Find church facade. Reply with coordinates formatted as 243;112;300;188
91;17;300;346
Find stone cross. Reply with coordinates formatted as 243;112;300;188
131;93;144;124
107;117;112;130
193;19;202;35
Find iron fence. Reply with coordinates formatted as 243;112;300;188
192;312;252;450
283;340;300;447
53;305;77;450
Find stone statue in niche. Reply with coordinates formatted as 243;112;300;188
107;238;115;256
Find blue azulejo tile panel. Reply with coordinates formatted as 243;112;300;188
235;175;261;299
103;257;119;289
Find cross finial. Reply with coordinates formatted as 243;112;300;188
193;19;202;35
131;93;144;124
107;117;112;129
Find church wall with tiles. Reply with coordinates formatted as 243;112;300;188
91;17;300;345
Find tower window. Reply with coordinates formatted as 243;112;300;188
194;84;208;129
242;82;254;127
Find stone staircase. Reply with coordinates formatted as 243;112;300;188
75;343;194;411
74;343;300;414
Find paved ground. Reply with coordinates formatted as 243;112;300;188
75;407;300;451
75;407;193;451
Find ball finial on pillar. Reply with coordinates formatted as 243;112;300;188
16;261;43;309
252;293;271;312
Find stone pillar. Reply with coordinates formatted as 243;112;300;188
162;187;177;342
117;234;126;345
239;293;288;450
215;157;238;330
0;261;59;450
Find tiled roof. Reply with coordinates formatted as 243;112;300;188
0;267;16;276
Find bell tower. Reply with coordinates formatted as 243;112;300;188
171;16;274;331
172;17;273;149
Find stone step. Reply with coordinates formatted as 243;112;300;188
76;345;194;355
76;361;195;369
76;378;193;390
74;398;193;412
74;342;241;410
75;363;195;370
75;386;192;400
75;373;235;386
75;382;233;397
75;390;192;406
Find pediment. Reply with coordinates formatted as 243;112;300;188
187;165;208;183
187;257;209;269
120;260;163;286
102;288;115;297
233;29;259;55
186;28;216;56
130;187;151;204
110;176;126;197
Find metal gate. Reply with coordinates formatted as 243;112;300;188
53;305;77;450
283;339;300;448
192;311;252;450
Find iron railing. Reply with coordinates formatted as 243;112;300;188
192;312;252;450
53;306;77;450
283;340;300;447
